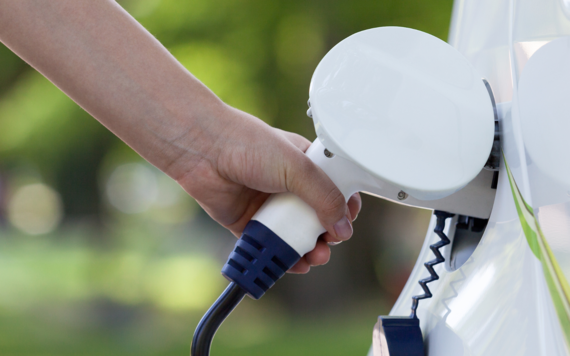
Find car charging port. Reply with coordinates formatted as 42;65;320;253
445;215;489;271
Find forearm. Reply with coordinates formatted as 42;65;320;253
0;0;225;179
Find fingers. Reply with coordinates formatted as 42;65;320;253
322;193;361;244
285;151;352;242
305;239;331;265
347;192;362;221
275;130;347;240
276;129;312;152
288;239;331;274
288;256;311;274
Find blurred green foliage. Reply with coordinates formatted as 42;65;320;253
0;0;452;354
0;0;455;175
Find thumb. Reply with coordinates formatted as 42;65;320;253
284;150;353;241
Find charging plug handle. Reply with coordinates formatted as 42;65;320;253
221;221;301;299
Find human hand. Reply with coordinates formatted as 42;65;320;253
172;104;362;273
0;1;360;274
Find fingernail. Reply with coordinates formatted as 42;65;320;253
333;216;353;240
328;241;342;246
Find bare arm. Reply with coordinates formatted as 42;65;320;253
0;0;360;272
0;0;222;177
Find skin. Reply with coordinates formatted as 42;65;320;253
0;0;361;273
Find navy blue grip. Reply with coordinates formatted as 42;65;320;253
379;316;425;356
221;220;301;299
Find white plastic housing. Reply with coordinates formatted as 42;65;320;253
309;27;495;200
518;37;570;191
253;27;497;257
253;139;377;256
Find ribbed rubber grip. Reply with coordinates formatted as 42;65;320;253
221;220;301;299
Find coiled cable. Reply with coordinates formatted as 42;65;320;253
410;210;454;319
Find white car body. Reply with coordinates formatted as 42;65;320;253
385;0;570;354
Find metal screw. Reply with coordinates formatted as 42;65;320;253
397;191;408;200
324;149;334;158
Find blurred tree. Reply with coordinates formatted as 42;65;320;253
0;2;457;354
0;0;452;311
0;0;453;225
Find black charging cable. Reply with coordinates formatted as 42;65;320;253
191;282;246;356
192;211;456;355
192;221;302;356
410;210;454;319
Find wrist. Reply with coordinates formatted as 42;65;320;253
157;98;231;181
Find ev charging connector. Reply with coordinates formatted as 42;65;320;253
192;27;496;356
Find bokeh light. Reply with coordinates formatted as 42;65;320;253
0;0;454;354
104;162;197;223
7;183;63;235
105;163;159;214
